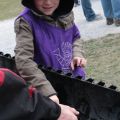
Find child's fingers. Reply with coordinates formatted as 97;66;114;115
80;59;87;67
70;107;79;115
71;59;78;70
71;58;87;70
77;58;81;66
71;58;82;70
71;61;75;70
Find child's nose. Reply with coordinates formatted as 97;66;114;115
44;0;52;5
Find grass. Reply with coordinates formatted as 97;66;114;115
0;0;23;20
84;34;120;89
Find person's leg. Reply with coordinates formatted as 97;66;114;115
101;0;113;18
101;0;114;25
111;0;120;19
81;0;96;21
111;0;120;26
81;0;102;21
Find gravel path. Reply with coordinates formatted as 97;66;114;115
74;0;120;40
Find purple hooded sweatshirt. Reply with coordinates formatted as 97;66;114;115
18;8;86;80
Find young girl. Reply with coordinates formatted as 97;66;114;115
14;0;87;103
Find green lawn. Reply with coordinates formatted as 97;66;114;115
84;34;120;89
0;0;23;20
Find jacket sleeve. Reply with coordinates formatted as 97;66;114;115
0;69;61;120
73;24;85;58
36;92;61;120
14;17;56;97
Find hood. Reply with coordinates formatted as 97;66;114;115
22;0;74;17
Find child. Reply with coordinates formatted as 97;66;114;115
14;0;87;104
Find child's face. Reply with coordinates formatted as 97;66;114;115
34;0;60;15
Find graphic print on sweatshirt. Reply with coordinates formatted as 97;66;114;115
53;42;72;72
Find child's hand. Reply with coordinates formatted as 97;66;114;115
71;57;87;70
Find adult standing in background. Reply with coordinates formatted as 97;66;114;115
101;0;120;26
81;0;102;22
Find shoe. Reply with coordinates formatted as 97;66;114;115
106;18;114;25
94;14;103;21
114;19;120;27
87;14;103;22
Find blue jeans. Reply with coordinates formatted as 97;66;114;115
81;0;96;21
101;0;120;19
